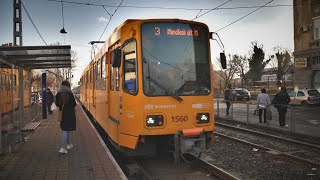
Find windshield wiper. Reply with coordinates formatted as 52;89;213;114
146;76;183;102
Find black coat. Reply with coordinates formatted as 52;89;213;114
55;91;77;131
275;91;291;113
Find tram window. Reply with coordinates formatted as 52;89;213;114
11;74;17;90
110;64;114;91
96;60;101;90
101;55;106;90
122;40;137;94
90;67;93;83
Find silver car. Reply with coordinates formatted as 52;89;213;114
288;89;320;105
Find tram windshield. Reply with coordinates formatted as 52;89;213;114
141;22;211;97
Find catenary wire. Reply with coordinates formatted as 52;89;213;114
48;0;295;11
22;1;48;45
98;0;124;41
215;0;275;32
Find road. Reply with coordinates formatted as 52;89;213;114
214;99;320;137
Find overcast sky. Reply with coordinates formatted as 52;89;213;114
0;0;293;86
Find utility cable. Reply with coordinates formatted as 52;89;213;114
215;0;275;32
48;0;294;11
98;0;124;41
192;0;232;20
22;1;48;45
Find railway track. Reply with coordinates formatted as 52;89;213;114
215;122;320;167
133;153;239;180
76;97;240;179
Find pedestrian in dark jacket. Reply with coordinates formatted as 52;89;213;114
46;88;54;114
224;84;232;117
274;86;291;127
55;80;77;154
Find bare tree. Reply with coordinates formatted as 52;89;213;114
271;47;293;86
232;54;248;87
216;54;237;88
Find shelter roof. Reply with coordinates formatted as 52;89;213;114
0;45;71;69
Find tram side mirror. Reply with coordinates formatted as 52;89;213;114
77;81;80;86
111;48;121;67
220;53;227;69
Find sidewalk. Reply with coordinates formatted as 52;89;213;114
0;105;126;180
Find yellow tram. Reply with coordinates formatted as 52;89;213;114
80;19;223;157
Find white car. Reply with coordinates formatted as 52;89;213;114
288;89;320;105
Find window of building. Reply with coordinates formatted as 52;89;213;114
313;17;320;40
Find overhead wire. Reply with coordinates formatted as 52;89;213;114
48;0;295;11
98;0;125;41
215;0;275;32
21;1;48;45
192;0;232;20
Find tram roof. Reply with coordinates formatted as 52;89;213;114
0;45;71;69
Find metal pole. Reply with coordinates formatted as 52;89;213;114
246;102;249;124
42;72;47;119
217;100;220;117
267;76;270;92
18;67;24;131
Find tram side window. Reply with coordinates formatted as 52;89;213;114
110;61;114;91
96;60;101;90
90;67;92;83
101;55;106;90
86;71;89;84
123;40;137;94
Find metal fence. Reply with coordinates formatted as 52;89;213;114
214;99;320;138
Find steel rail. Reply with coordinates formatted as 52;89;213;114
215;122;320;150
214;132;320;168
190;154;240;180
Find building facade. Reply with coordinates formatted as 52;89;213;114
293;0;320;92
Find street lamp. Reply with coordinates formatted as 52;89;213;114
60;1;67;34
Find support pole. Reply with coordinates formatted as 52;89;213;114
42;72;47;119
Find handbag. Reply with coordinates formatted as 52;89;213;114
58;105;64;122
253;108;259;116
267;108;272;120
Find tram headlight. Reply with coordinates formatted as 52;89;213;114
196;113;210;124
146;115;164;127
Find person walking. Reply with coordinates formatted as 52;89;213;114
274;86;291;127
256;88;271;123
224;84;232;117
46;88;54;115
55;81;77;154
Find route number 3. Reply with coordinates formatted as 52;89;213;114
171;116;188;122
155;27;160;36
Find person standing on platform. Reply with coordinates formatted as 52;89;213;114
55;80;77;154
224;84;232;118
46;88;54;115
274;86;291;127
256;88;271;123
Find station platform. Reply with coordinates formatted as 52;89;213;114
0;104;127;180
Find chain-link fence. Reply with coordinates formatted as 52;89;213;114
214;99;320;138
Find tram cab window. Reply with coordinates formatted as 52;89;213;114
123;40;137;94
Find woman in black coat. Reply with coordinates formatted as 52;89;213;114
55;80;77;154
274;86;291;127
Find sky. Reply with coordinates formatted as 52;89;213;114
0;0;294;87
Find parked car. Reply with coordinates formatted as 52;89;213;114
288;89;320;105
232;88;251;101
31;92;42;105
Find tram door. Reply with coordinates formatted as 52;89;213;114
92;64;96;117
108;59;120;143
